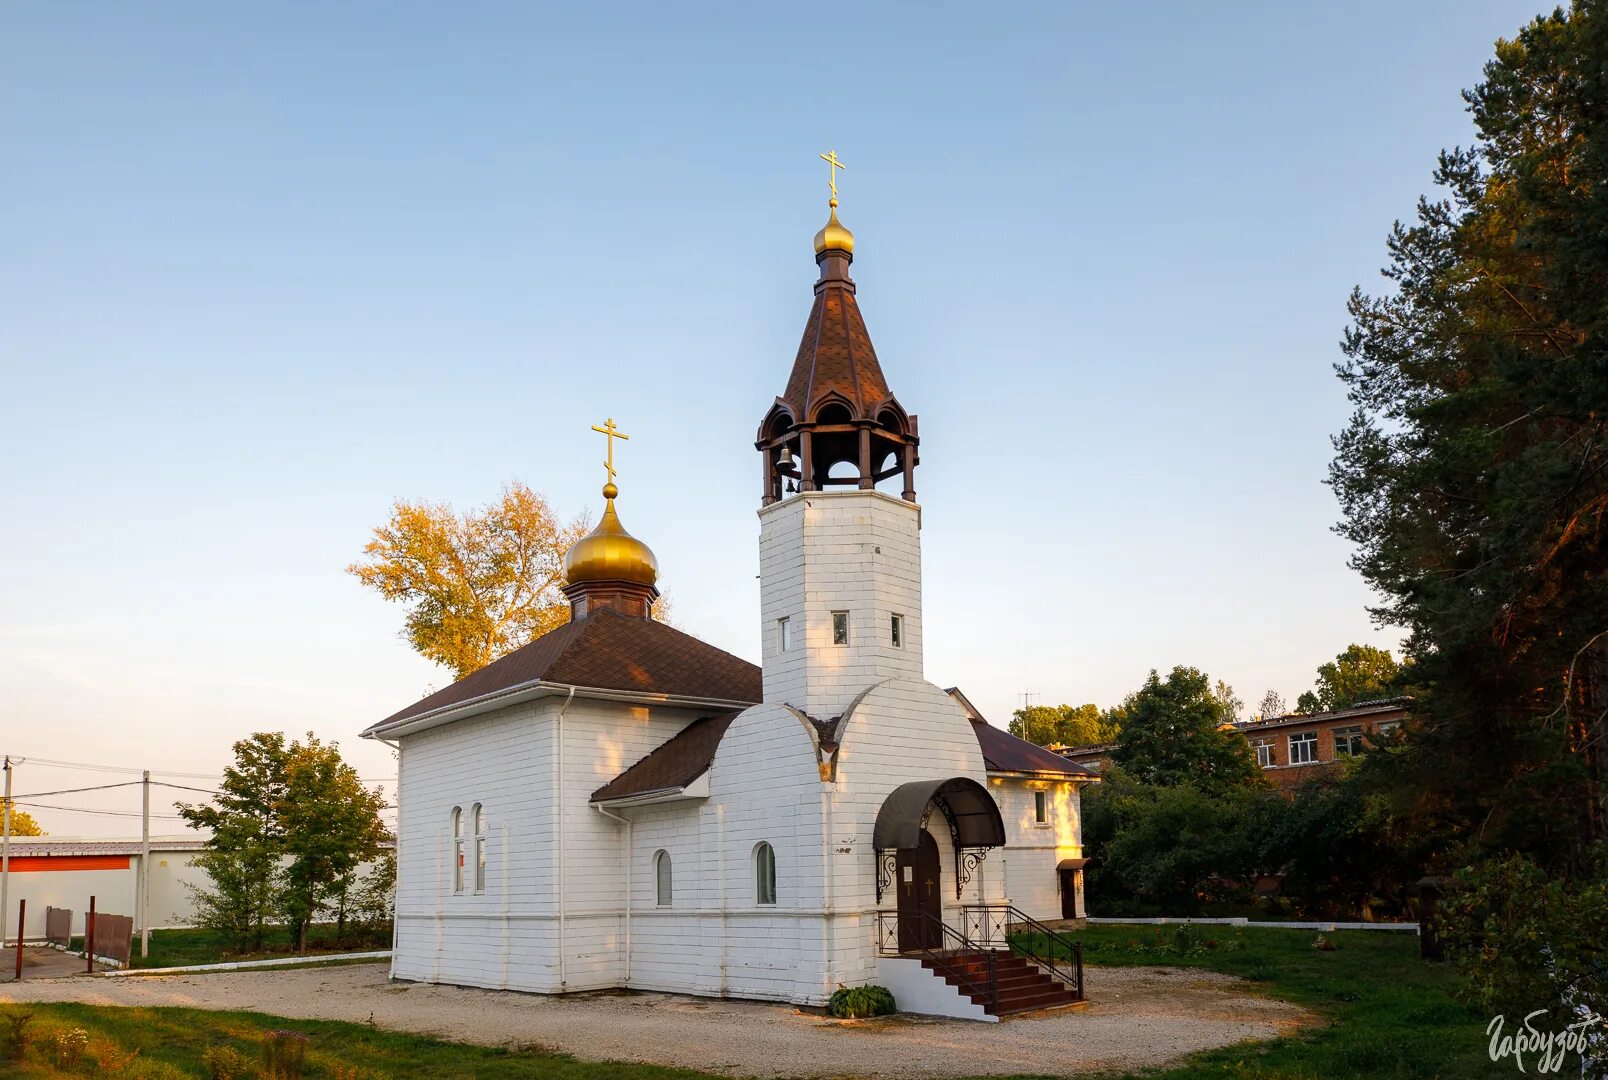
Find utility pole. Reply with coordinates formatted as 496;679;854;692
1;756;13;946
139;769;151;959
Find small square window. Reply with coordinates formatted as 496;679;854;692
831;611;849;646
1333;725;1365;757
890;614;904;648
1252;739;1275;768
778;616;792;652
1033;790;1048;824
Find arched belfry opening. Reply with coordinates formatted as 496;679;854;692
756;197;919;505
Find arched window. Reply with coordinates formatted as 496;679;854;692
654;849;673;907
754;842;776;906
472;804;486;893
450;807;464;894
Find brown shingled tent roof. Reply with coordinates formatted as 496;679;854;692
366;607;761;734
591;713;740;803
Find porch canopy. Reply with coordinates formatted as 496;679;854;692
873;776;1006;851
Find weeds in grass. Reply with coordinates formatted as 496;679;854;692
3;1011;33;1062
264;1028;310;1079
51;1026;90;1068
92;1035;143;1073
203;1043;252;1080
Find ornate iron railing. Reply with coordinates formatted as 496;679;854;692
875;909;1000;1014
961;903;1084;1001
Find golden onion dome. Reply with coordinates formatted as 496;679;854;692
563;483;659;587
813;199;855;255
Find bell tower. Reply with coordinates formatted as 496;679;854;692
756;157;924;718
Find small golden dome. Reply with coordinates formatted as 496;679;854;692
564;487;659;588
813;199;855;255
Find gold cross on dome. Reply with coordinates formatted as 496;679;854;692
591;417;630;484
819;149;847;201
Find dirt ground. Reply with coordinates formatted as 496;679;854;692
0;961;1314;1078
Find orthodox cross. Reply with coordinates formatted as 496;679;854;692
591;417;630;484
819;149;847;201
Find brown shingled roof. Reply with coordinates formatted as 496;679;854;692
590;713;740;802
972;719;1095;779
779;280;892;421
367;608;761;733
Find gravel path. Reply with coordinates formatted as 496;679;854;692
0;961;1313;1077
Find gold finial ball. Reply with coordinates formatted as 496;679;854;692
603;482;618;499
814;202;855;255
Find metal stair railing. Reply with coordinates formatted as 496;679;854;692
875;909;1000;1015
961;903;1084;1001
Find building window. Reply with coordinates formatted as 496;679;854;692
1289;731;1318;765
1252;739;1275;768
654;849;673;907
1333;726;1365;757
778;616;792;652
754;842;776;905
1033;790;1049;825
831;611;849;646
1375;720;1402;738
450;806;464;894
890;614;904;648
472;803;487;892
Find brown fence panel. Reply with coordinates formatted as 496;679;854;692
92;914;134;965
44;907;72;947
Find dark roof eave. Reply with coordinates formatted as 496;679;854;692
987;769;1101;783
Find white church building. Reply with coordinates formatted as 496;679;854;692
363;191;1097;1018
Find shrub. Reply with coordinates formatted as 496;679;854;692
203;1044;253;1080
828;984;897;1019
263;1029;309;1079
3;1012;33;1062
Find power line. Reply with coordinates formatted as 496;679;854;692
10;781;143;799
11;800;187;820
150;781;219;796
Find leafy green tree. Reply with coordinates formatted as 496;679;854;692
1093;776;1257;913
278;735;389;950
1331;2;1608;867
1110;667;1265;796
1437;853;1608;1024
179;732;388;952
177;733;290;950
1293;644;1400;714
1007;703;1120;747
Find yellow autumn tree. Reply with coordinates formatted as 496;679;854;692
2;798;45;836
348;481;591;679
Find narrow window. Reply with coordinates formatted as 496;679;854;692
654;849;673;907
1252;739;1275;768
754;842;777;905
890;614;904;648
831;611;849;646
778;616;792;652
1033;790;1048;824
451;806;464;894
1288;731;1318;765
472;803;487;892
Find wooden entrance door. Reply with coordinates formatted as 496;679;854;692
896;832;942;951
1059;869;1079;919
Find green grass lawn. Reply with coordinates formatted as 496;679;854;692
0;926;1516;1078
1014;923;1510;1079
0;1002;717;1079
71;924;392;970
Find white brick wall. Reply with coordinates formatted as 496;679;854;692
758;492;924;718
989;777;1087;921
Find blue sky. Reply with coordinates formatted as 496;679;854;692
0;2;1542;832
